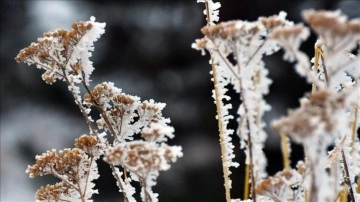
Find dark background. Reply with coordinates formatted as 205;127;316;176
1;0;359;201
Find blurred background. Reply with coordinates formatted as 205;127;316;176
1;0;359;201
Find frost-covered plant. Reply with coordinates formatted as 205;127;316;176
193;1;359;202
16;17;182;202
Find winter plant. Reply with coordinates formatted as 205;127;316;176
15;17;182;202
193;0;360;202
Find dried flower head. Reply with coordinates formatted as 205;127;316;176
104;141;182;201
259;13;286;30
303;9;360;55
201;21;260;39
255;169;302;201
75;135;100;157
15;16;105;85
106;141;182;173
26;146;100;200
26;149;82;179
302;10;360;37
273;90;345;143
36;182;71;201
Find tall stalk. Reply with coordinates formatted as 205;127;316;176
204;1;232;201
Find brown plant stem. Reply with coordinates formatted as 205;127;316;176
311;45;321;93
341;149;356;202
320;55;329;85
337;186;348;202
204;1;232;201
210;58;232;202
243;163;250;200
280;132;290;170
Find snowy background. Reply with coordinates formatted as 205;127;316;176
1;0;359;201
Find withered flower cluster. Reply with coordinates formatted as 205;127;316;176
16;16;182;202
273;90;345;143
36;182;72;201
255;169;303;202
26;135;100;201
15;21;94;85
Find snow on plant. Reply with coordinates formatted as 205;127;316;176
16;17;182;202
193;1;359;202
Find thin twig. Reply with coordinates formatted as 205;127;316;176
112;165;129;202
341;149;356;202
207;38;241;81
50;168;81;193
80;74;117;138
320;55;329;85
245;39;267;66
82;156;94;200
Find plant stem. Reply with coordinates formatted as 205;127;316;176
246;122;257;202
204;0;211;27
341;149;356;202
82;156;94;200
351;104;358;154
280;132;290;170
211;59;232;202
204;1;232;201
338;186;348;202
311;45;321;93
243;163;250;199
